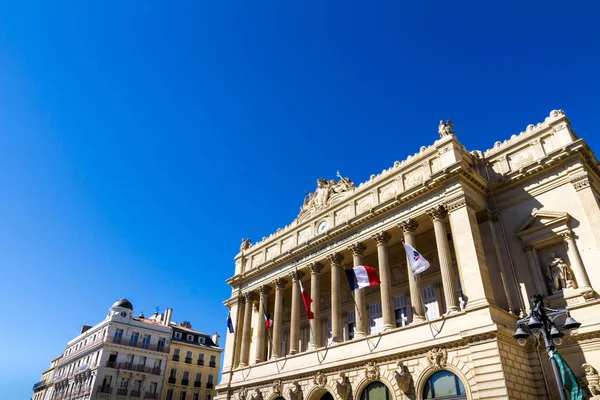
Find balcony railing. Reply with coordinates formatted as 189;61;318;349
144;392;158;399
33;380;47;391
112;338;170;353
168;377;176;384
197;360;204;366
172;355;180;361
194;381;202;388
181;379;189;386
116;362;162;375
206;383;214;389
97;386;113;394
130;390;141;398
209;362;216;368
185;357;192;364
106;361;117;368
117;388;129;396
58;337;104;366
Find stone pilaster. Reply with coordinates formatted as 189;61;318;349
239;292;255;367
327;252;345;343
372;231;394;330
309;262;323;348
271;278;287;359
254;285;271;363
289;270;303;354
348;242;368;338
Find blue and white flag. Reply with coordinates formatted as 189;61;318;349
226;312;234;334
403;243;430;274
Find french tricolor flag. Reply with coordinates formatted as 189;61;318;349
345;266;381;291
263;311;273;328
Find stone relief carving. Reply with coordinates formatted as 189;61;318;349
404;171;423;189
394;361;412;393
438;120;455;138
427;347;447;370
288;381;304;400
252;253;264;268
571;173;591;191
548;254;575;291
335;209;349;225
356;197;372;214
298;177;355;220
238;387;248;400
320;289;331;310
272;380;283;396
336;372;352;400
298;228;310;244
365;361;380;382
510;150;534;170
240;238;253;252
250;389;263;400
282;238;293;253
313;371;327;387
379;182;397;202
266;245;279;260
583;364;600;399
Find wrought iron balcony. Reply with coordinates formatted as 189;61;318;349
206;383;214;389
117;388;129;396
168;377;177;384
209;361;216;368
185;357;192;364
181;379;189;386
97;385;113;394
144;392;158;399
197;360;204;366
194;381;202;388
172;355;180;361
130;390;141;398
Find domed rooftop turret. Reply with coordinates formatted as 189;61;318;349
112;298;133;310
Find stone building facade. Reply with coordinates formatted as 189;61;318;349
33;355;63;400
217;110;600;400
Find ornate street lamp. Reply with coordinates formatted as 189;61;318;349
512;294;581;400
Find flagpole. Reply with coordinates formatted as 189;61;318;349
225;285;243;400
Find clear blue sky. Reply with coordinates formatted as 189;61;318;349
1;1;599;398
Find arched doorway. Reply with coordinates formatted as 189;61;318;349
319;392;334;400
359;381;391;400
423;370;466;399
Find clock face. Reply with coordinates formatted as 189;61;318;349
317;221;328;234
120;311;128;318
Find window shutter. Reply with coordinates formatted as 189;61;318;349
423;285;440;319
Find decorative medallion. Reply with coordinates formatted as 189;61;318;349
313;371;327;387
427;347;447;370
365;361;380;382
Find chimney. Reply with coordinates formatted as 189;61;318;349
212;332;220;346
164;308;173;326
80;325;92;334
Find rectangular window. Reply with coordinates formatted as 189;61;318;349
183;371;190;380
149;382;157;394
170;368;177;378
193;394;199;400
166;390;174;400
133;380;142;391
130;332;139;346
126;354;134;365
120;378;129;388
102;375;112;387
187;334;194;341
281;331;287;356
175;332;182;339
195;373;202;384
197;353;204;365
180;392;187;400
326;318;332;342
423;285;440;319
299;325;309;352
158;337;166;352
368;302;383;334
346;311;356;340
154;359;162;369
199;337;206;344
138;356;146;367
113;329;123;344
456;276;465;310
205;395;212;400
393;294;412;327
142;334;151;349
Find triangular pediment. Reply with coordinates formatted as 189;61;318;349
517;209;569;236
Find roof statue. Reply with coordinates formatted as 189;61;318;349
297;175;355;222
240;238;252;252
438;120;455;138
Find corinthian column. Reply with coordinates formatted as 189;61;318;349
399;219;425;322
254;285;271;363
562;231;593;295
271;277;286;359
372;231;394;330
289;270;303;354
309;262;323;348
348;242;368;338
428;205;459;314
327;252;344;343
238;292;255;367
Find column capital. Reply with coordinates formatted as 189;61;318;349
561;230;575;241
372;231;391;246
348;242;366;256
399;219;418;233
327;252;345;265
273;277;288;289
309;262;324;274
242;292;256;303
427;205;448;221
258;285;272;295
290;270;304;281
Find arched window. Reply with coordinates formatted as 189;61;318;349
423;370;466;399
360;381;390;400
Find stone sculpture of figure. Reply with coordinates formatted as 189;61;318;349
548;253;575;291
314;178;330;208
288;382;303;400
336;372;352;400
250;389;263;400
438;120;455;138
590;385;600;400
240;238;252;252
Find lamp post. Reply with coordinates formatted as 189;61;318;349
513;294;581;400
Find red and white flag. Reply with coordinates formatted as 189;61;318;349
298;278;315;319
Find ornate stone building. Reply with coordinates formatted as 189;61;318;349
216;110;600;400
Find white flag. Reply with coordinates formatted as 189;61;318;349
403;243;430;274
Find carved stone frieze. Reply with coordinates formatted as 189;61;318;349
445;194;471;213
313;371;327;387
394;361;412;394
298;177;355;221
427;347;447;370
288;382;303;400
336;372;352;400
365;361;380;382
